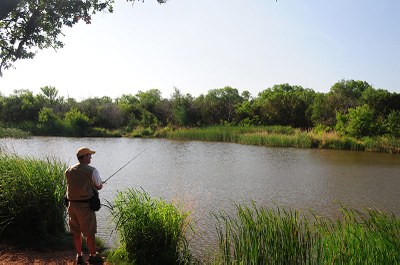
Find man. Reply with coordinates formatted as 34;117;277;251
65;147;104;264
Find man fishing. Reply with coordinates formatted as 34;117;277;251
65;147;104;264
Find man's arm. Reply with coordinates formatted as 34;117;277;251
92;168;103;190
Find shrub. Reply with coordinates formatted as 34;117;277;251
108;188;193;264
0;155;67;245
0;127;31;138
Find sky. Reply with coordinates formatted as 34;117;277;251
0;0;399;100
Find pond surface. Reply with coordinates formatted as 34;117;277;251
1;137;400;255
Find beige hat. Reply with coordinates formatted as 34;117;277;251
76;147;96;158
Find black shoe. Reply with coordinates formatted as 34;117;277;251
76;255;86;264
87;253;103;264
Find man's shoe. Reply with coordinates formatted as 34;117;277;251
87;252;104;264
76;255;86;264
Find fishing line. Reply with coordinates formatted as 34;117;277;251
102;146;148;184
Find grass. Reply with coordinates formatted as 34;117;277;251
106;188;194;265
213;203;318;264
213;203;400;264
164;125;400;153
317;206;400;264
0;127;31;138
0;154;67;248
165;125;296;143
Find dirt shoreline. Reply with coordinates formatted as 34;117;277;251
0;245;110;265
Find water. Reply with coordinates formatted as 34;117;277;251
1;137;400;256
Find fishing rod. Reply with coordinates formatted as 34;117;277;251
102;146;148;184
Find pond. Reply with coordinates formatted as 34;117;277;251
1;137;400;256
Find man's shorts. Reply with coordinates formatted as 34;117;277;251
68;202;97;236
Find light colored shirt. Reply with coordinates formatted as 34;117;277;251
92;168;102;187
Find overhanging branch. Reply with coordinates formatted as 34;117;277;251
0;0;23;21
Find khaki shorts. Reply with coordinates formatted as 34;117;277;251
68;202;97;236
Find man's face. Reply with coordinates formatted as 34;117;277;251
82;154;92;164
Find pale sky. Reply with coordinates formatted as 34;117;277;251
0;0;399;100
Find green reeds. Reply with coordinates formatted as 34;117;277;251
166;126;297;144
0;154;67;245
362;136;400;153
213;203;400;264
317;207;400;264
213;203;319;264
166;126;400;153
107;188;194;265
0;127;30;138
238;132;313;148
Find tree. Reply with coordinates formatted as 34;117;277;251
0;89;42;123
64;108;90;136
116;94;141;129
310;93;335;127
40;86;59;104
136;89;162;113
255;84;315;128
38;86;67;115
310;79;372;128
202;86;243;124
37;107;64;135
0;0;167;76
136;89;164;125
335;104;379;138
329;79;371;113
79;96;123;129
361;87;400;117
386;110;400;137
171;87;197;126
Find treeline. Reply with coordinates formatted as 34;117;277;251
1;79;400;138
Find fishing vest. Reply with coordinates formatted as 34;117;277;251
65;163;95;201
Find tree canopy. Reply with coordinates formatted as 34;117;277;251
0;0;166;76
1;80;400;139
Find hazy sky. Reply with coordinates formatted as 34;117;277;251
0;0;399;100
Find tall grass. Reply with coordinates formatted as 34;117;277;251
316;206;400;264
239;132;313;148
107;188;194;265
213;203;319;264
213;203;400;264
362;136;400;153
0;127;31;138
166;126;296;143
165;126;400;153
0;154;67;246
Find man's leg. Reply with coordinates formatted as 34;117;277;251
87;234;103;264
73;232;83;255
86;234;96;256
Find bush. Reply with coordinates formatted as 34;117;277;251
0;127;31;138
128;126;155;137
64;108;91;137
108;188;193;265
0;155;67;245
88;127;122;137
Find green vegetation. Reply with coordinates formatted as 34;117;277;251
214;203;400;264
107;188;194;265
1;80;400;152
0;126;30;138
165;126;400;153
0;154;67;247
